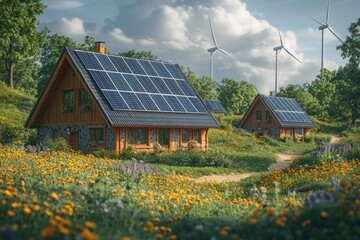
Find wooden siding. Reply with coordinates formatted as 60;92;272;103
241;98;279;129
36;60;106;126
115;127;209;153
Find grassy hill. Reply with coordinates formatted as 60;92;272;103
0;83;35;144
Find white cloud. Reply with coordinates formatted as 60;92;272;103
46;0;87;9
43;17;88;37
110;28;135;44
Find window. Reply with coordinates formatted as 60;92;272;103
62;90;75;112
181;129;201;143
52;129;61;140
158;128;169;146
128;128;148;145
79;89;91;112
296;128;304;135
256;111;262;123
90;128;104;147
266;111;272;124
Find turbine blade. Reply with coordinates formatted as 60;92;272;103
310;17;325;26
218;47;234;59
208;16;218;47
328;27;344;43
283;47;301;63
278;29;284;47
326;0;331;24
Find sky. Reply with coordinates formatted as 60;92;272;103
38;0;359;94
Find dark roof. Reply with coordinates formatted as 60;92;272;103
240;94;315;128
204;100;226;113
66;48;219;128
260;94;315;128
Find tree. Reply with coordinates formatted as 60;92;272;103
182;67;218;100
37;30;101;95
336;18;360;125
0;0;45;89
307;69;336;120
277;84;320;117
218;78;258;115
118;49;158;60
332;64;360;124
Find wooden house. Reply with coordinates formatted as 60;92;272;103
25;44;219;153
239;94;314;140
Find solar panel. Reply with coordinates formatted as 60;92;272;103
177;96;197;112
102;90;129;110
204;100;225;113
137;75;159;93
107;72;132;91
151;94;173;111
108;56;132;73
77;51;103;70
89;70;116;90
136;93;159;111
150;62;172;78
189;98;207;113
120;92;145;110
75;50;209;114
262;95;312;124
163;78;184;95
150;77;172;94
95;53;117;71
164;63;183;79
139;60;158;76
123;74;146;92
124;58;146;75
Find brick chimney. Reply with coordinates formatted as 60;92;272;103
95;41;106;54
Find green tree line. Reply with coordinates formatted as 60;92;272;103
0;1;359;123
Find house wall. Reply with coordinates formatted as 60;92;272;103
37;124;114;153
36;61;106;126
241;99;280;138
115;127;209;153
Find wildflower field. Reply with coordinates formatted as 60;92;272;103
1;142;360;239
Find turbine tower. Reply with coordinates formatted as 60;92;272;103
273;30;301;95
207;16;233;80
311;0;343;70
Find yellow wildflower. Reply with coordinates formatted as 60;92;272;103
85;221;96;229
23;206;32;215
320;211;329;218
7;210;15;218
51;192;59;201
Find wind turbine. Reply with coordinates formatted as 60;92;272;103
273;30;301;95
207;16;233;80
311;0;344;70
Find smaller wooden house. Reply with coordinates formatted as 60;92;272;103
240;94;315;140
25;44;219;153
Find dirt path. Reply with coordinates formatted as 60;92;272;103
195;151;302;183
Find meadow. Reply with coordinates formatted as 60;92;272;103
0;125;359;240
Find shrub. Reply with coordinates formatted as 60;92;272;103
121;146;135;160
345;148;360;161
0;124;21;144
279;136;292;143
92;149;119;159
262;136;280;147
43;137;69;152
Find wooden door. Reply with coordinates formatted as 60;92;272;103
67;131;79;150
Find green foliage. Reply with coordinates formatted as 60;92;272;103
277;84;320;117
214;114;243;131
92;149;119;159
0;0;45;89
43;138;69;152
121;146;136;160
183;67;219;100
218;78;257;115
118;49;158;60
345;148;360;160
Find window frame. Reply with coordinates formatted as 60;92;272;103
266;111;272;124
79;88;91;112
62;89;75;113
157;128;170;147
89;127;105;149
256;111;262;123
127;128;149;146
181;128;202;144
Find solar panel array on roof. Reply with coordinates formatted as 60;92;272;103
74;50;206;114
262;95;312;123
204;100;226;113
